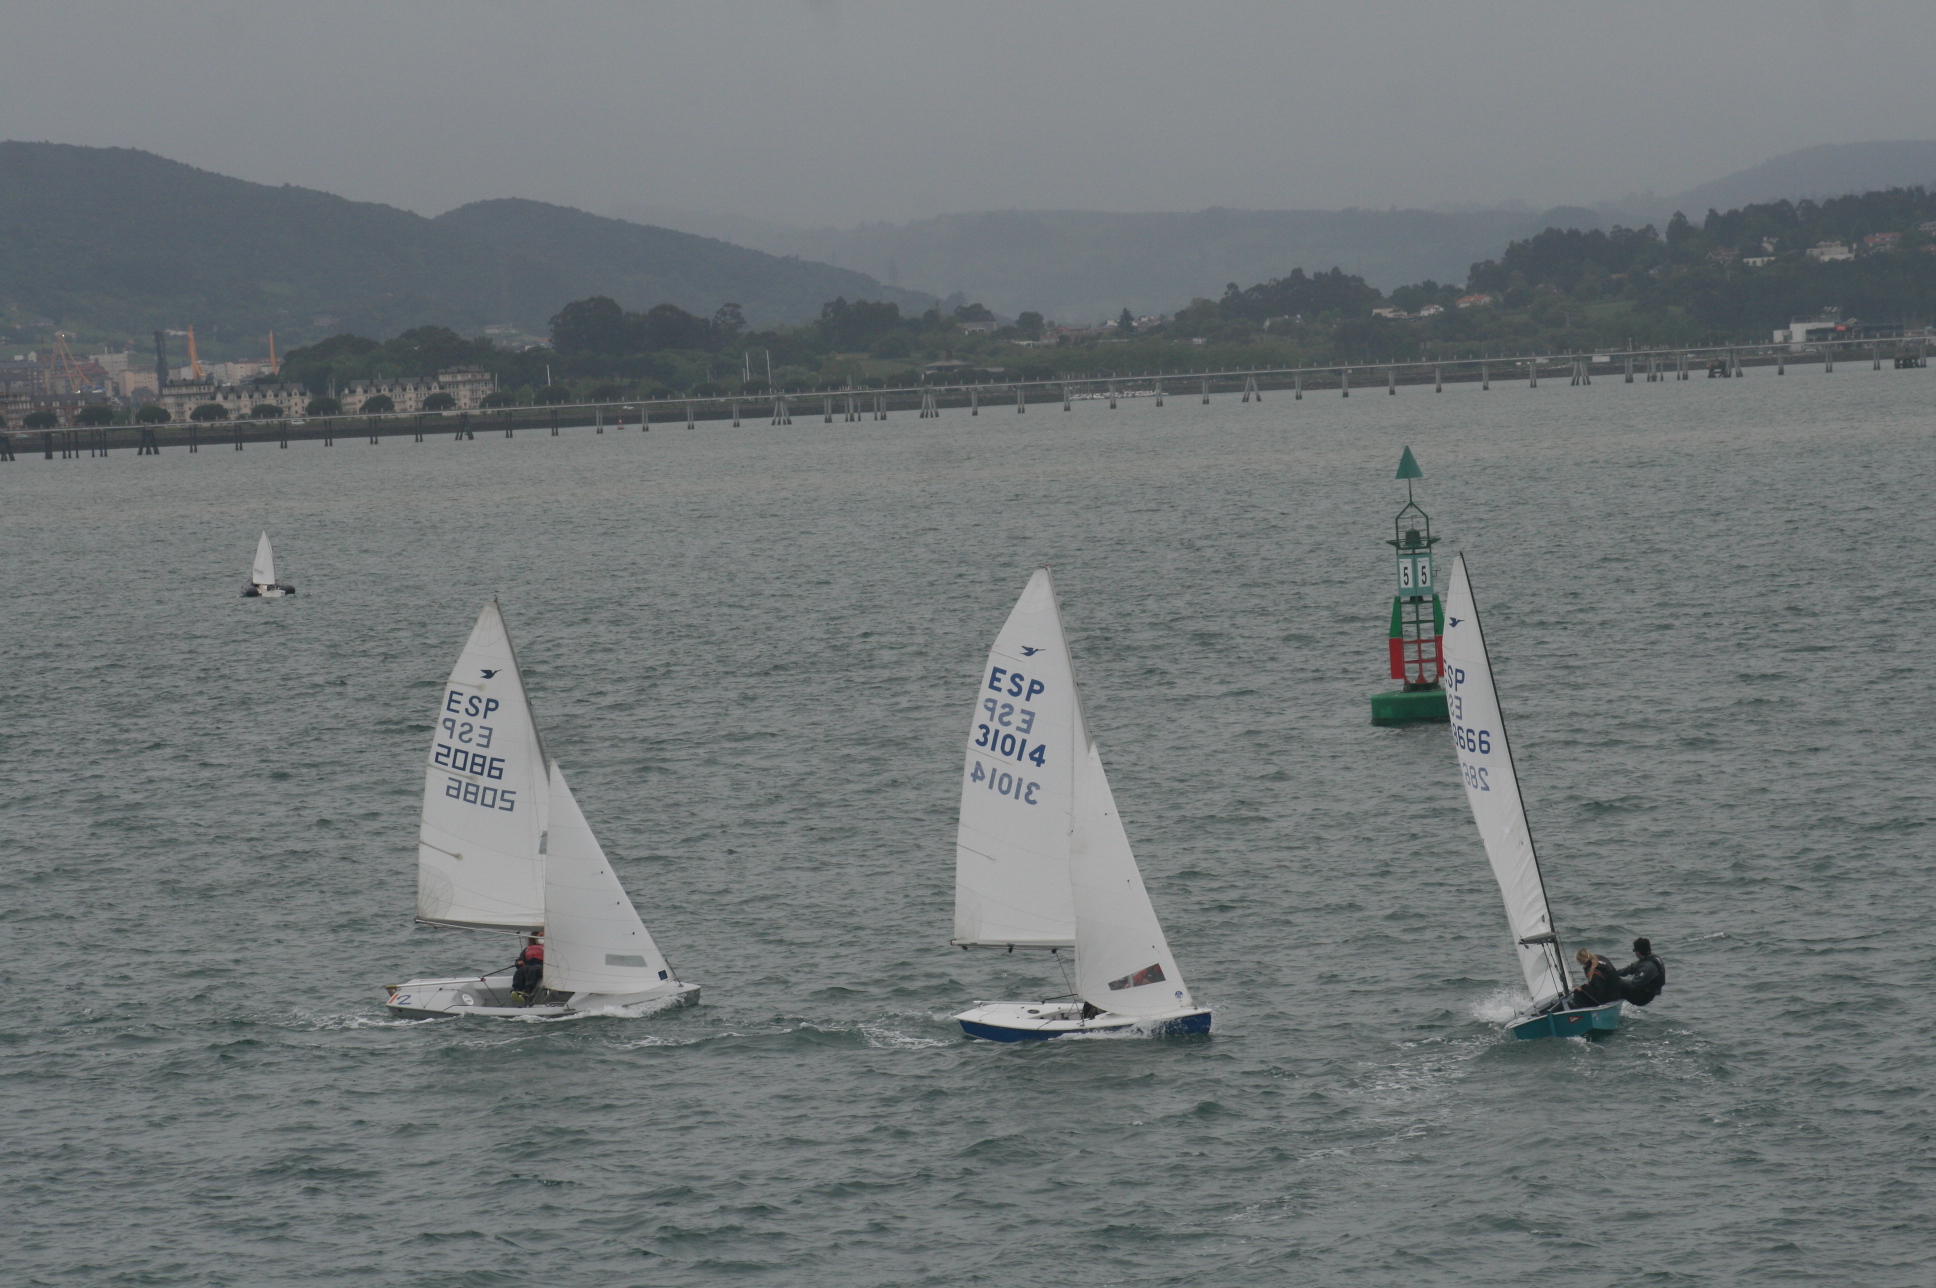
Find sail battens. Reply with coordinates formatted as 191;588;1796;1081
1442;556;1570;1007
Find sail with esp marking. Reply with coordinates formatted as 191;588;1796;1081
1440;555;1570;1007
417;600;548;932
252;532;276;586
952;568;1082;948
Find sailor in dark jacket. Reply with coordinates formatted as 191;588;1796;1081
1617;937;1666;1006
1564;948;1626;1010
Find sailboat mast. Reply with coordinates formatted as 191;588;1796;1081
1462;560;1571;995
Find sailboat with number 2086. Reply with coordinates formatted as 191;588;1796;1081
385;601;699;1019
949;569;1210;1041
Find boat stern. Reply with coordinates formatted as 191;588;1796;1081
1510;1000;1622;1040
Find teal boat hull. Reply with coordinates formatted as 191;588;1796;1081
1510;1001;1622;1040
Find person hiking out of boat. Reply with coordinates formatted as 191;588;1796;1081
510;936;544;1004
1617;938;1666;1006
1564;948;1624;1010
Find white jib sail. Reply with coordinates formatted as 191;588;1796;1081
1441;555;1570;1007
953;568;1082;948
417;600;549;931
540;761;673;997
1068;741;1192;1017
252;532;276;585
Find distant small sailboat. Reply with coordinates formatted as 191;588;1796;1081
950;569;1210;1041
385;601;699;1019
1441;555;1620;1040
242;531;295;597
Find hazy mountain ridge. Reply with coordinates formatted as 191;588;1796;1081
628;142;1936;322
0;142;924;352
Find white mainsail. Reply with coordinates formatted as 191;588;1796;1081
1441;555;1570;1007
953;569;1082;948
252;532;276;586
417;601;549;932
540;761;673;996
1068;741;1192;1017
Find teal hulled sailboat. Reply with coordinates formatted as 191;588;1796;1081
1441;555;1621;1041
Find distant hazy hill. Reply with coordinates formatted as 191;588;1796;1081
433;200;931;332
0;142;923;352
1665;141;1936;217
645;206;1562;322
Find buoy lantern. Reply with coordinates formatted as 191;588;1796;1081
1370;446;1451;726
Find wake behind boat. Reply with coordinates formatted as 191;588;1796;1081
949;569;1209;1041
242;531;295;597
1441;555;1620;1040
384;600;699;1020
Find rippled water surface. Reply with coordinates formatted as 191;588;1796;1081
5;371;1933;1286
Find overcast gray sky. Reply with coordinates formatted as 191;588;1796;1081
4;0;1931;227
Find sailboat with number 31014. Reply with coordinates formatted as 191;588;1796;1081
1441;554;1621;1040
949;569;1210;1041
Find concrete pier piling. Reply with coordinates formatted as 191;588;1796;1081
1154;380;1164;407
970;386;980;416
1341;368;1350;398
732;400;741;427
1435;364;1443;392
1062;384;1072;411
1016;384;1026;413
1872;343;1881;371
1481;361;1489;390
1387;366;1396;394
1528;359;1538;388
1625;354;1634;383
1202;377;1211;405
824;396;833;423
1243;374;1261;403
1108;384;1118;409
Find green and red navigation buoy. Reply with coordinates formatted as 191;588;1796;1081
1370;446;1450;726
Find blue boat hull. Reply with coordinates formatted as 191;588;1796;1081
1510;1001;1622;1040
958;1010;1213;1042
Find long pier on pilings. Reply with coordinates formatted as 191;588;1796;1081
4;335;1927;463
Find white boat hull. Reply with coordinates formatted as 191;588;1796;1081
243;582;294;598
954;1000;1212;1042
385;972;700;1019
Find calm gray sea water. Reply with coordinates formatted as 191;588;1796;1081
4;371;1933;1286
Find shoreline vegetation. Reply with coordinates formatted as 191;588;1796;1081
31;186;1936;417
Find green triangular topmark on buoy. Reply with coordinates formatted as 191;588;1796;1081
1395;445;1424;480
